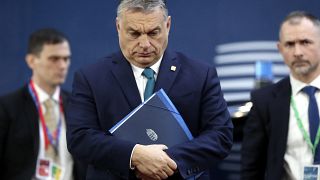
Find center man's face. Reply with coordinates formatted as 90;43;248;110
116;8;171;68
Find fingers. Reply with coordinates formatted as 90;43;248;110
159;144;168;150
166;157;177;171
132;144;176;179
161;164;175;177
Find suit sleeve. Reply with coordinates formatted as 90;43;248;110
66;70;136;179
241;91;268;179
166;66;233;179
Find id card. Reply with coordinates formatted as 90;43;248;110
52;162;63;180
36;159;64;180
304;165;320;180
36;159;51;179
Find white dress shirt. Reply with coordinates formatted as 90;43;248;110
283;74;320;179
33;83;74;180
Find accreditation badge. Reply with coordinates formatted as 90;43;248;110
36;159;51;179
303;165;320;180
51;163;64;180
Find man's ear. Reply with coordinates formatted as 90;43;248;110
277;41;282;53
25;54;36;70
166;16;171;33
116;17;121;33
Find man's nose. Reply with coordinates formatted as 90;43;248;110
138;34;151;49
293;45;303;58
58;58;70;69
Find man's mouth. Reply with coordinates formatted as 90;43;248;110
137;53;152;57
293;59;309;66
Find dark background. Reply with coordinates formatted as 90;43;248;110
1;1;320;179
1;0;319;95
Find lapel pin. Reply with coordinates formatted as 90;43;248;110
170;66;176;72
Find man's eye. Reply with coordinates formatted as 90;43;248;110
301;40;311;45
148;31;159;37
129;32;140;38
285;42;295;48
49;57;60;62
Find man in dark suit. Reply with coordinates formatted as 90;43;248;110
241;11;320;180
66;0;233;179
0;28;85;180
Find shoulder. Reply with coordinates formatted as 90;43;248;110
251;77;291;101
172;51;213;68
0;86;29;105
78;51;124;74
168;51;216;77
0;86;32;115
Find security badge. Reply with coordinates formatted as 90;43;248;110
303;165;320;180
36;158;63;180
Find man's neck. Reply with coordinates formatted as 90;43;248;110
31;77;57;96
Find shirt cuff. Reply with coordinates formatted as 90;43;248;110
129;144;138;170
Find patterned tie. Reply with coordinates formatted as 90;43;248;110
142;67;155;100
302;86;320;163
43;98;59;163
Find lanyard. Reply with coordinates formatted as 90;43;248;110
291;96;320;154
28;80;63;153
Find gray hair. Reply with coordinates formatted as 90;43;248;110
117;0;168;19
279;11;320;39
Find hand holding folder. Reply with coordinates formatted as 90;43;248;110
109;89;193;147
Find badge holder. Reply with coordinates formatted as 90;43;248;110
304;165;320;180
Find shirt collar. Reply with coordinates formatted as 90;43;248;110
33;82;60;104
131;55;163;78
290;74;320;95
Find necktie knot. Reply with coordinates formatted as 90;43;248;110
142;67;155;79
44;98;55;109
302;86;318;97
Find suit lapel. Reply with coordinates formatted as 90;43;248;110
22;85;40;155
154;51;181;93
60;90;69;114
269;78;291;162
111;52;141;109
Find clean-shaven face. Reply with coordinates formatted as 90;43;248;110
116;7;171;68
29;41;71;88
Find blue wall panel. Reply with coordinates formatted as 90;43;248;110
1;0;320;97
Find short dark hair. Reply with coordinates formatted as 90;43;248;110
27;28;68;55
282;11;320;27
117;0;168;19
279;11;320;39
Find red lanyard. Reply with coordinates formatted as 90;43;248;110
28;80;64;150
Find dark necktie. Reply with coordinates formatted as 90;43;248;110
142;67;155;100
302;86;320;163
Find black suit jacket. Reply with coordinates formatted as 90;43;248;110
241;77;291;180
0;85;86;180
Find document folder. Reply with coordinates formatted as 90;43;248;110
109;89;193;147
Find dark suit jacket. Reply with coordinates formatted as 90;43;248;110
241;77;291;180
66;50;233;180
0;85;86;180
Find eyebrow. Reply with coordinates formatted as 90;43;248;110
127;26;161;33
